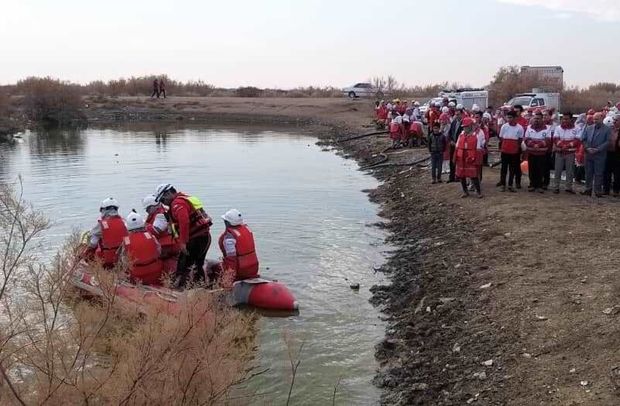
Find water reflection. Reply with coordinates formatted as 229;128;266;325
28;127;85;157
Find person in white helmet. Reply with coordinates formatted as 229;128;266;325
154;183;212;288
84;197;128;268
143;194;179;273
120;211;164;285
218;209;259;282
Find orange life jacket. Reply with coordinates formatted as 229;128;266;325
122;231;164;285
145;205;176;251
218;225;259;280
97;216;128;267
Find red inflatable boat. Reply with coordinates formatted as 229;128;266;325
70;261;298;315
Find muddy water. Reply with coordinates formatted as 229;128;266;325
0;125;386;405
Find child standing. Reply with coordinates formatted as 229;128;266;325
428;122;447;183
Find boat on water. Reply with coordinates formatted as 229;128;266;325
70;260;299;316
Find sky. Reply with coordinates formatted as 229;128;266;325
1;0;619;89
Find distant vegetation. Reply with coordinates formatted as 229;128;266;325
0;70;618;123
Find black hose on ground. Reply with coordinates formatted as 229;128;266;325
368;155;431;169
337;130;389;143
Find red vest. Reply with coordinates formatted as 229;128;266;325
145;206;176;250
122;231;163;285
97;216;128;267
455;132;482;178
218;225;259;280
170;193;212;242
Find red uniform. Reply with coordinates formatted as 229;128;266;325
169;193;212;245
218;225;259;280
95;216;128;267
454;132;482;178
122;231;163;285
145;205;177;256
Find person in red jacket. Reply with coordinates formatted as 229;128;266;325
523;110;552;193
513;104;529;189
120;211;164;285
498;110;524;192
143;194;178;274
218;209;259;283
84;197;128;269
155;184;213;288
454;117;484;198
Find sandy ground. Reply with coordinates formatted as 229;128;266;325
40;96;620;404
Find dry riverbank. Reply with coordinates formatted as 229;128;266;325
18;96;620;404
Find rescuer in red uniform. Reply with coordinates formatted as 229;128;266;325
143;194;178;274
218;209;259;282
155;184;212;288
84;197;128;268
120;211;164;285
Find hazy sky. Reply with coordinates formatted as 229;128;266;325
1;0;619;88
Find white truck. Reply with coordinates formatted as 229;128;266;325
439;89;489;110
504;89;560;111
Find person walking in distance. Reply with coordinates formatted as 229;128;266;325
159;78;166;99
581;112;611;197
552;112;581;194
497;110;524;192
151;78;160;98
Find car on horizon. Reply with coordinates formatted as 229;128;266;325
342;83;384;99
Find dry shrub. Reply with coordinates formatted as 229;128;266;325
236;87;263;98
0;89;8;117
561;83;620;113
487;65;562;107
16;77;84;125
0;181;256;405
285;86;341;98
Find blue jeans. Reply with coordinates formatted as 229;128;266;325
585;154;606;193
431;152;443;180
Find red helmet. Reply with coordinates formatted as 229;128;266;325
462;117;474;127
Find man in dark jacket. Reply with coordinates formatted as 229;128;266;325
428;122;448;183
447;108;463;182
581;113;611;197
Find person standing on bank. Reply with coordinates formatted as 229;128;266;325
513;105;529;189
155;184;213;288
552;112;581;194
428;122;448;184
581;112;611;197
447;105;463;183
151;78;160;98
454;117;484;198
498;110;524;192
159;78;166;99
523;111;551;193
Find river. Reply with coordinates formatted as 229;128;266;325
0;124;386;405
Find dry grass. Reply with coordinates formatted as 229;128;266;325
0;181;257;405
15;77;84;124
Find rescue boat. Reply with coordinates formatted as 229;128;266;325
70;261;299;316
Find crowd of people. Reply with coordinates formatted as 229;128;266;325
375;97;620;198
82;184;260;289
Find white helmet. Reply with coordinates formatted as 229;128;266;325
456;103;464;110
472;104;481;112
142;194;158;210
483;112;492;120
100;197;119;211
414;101;420;107
434;101;441;107
441;106;449;113
126;211;145;231
603;116;614;127
448;102;456;108
221;209;244;226
154;183;174;202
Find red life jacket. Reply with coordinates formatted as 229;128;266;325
218;225;259;280
455;132;482;178
170;193;212;242
96;216;128;267
122;231;164;285
145;205;176;252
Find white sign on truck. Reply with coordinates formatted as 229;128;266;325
439;88;489;110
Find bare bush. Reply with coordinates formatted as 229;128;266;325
488;66;561;107
16;77;84;125
236;87;263;98
0;181;255;405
